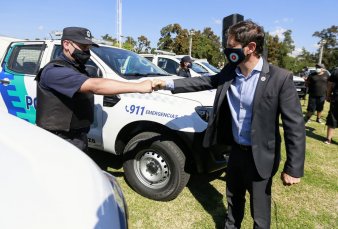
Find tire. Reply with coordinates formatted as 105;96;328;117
123;132;190;201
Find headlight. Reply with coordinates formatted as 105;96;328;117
195;106;213;122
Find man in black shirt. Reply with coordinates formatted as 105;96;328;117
325;67;338;144
304;63;330;123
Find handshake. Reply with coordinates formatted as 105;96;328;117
137;79;167;93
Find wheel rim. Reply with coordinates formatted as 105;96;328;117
134;150;170;189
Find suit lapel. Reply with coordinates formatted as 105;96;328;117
253;59;270;111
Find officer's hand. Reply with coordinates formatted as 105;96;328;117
281;172;301;186
138;80;153;93
152;79;166;91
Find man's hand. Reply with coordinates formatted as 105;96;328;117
138;80;153;93
281;172;301;186
152;79;166;91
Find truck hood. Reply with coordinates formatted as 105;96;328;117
161;89;216;106
151;75;216;106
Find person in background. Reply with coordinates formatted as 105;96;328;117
152;20;305;229
36;27;152;154
303;63;330;123
324;67;338;144
177;56;193;77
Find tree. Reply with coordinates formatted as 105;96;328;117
122;36;136;51
266;34;281;65
157;23;183;52
313;25;338;70
294;48;317;74
135;35;151;53
157;24;223;66
192;27;223;67
101;34;118;46
278;30;295;69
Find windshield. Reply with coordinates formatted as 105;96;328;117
175;57;209;74
91;46;170;78
201;62;220;73
191;63;209;74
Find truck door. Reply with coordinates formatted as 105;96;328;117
0;41;45;123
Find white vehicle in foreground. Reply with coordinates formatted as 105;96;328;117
0;111;128;229
0;39;227;201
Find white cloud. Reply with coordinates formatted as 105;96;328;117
213;19;222;25
290;47;303;57
37;25;44;31
313;43;320;49
270;27;287;39
282;17;293;23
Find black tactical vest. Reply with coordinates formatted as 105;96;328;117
35;59;94;131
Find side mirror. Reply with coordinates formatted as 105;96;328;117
85;65;101;78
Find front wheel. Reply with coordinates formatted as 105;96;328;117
123;132;190;201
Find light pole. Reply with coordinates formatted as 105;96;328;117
117;0;122;48
188;29;195;57
318;39;327;64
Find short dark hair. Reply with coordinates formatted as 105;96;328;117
227;20;265;55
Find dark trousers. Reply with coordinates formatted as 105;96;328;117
49;129;89;154
224;144;272;229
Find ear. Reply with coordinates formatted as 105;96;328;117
63;40;71;51
247;42;256;54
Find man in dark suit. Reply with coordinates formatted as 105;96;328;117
153;20;305;228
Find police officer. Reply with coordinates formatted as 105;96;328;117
36;27;152;153
177;56;193;77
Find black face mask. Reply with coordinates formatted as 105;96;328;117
224;48;246;65
71;48;91;65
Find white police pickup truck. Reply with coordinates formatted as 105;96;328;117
0;39;227;201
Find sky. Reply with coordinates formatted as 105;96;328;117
1;0;337;56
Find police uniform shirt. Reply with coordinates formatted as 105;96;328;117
39;53;89;98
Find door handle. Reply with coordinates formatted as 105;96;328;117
103;95;121;107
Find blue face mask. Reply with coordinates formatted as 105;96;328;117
224;48;246;65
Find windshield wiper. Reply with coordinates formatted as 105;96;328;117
124;73;148;76
146;73;171;76
124;72;170;76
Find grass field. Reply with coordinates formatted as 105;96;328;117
95;98;338;229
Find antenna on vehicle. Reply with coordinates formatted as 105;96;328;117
49;31;63;40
